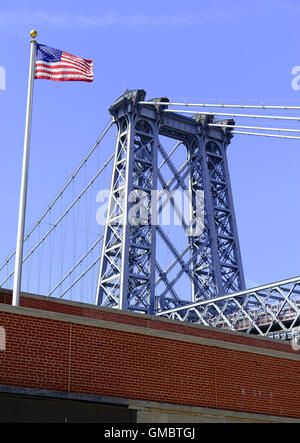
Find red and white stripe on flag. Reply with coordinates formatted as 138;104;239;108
35;51;93;82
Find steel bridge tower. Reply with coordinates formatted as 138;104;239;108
95;89;245;313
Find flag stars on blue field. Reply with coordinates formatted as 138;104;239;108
36;44;62;63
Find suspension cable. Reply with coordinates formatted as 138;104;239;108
139;101;300;110
0;154;113;288
209;123;300;134
231;130;300;140
163;109;300;122
0;120;113;274
47;235;103;297
58;255;101;299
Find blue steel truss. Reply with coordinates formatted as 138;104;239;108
95;90;246;314
1;88;298;342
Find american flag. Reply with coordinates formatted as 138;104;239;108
35;44;93;82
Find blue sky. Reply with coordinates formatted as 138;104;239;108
1;0;300;294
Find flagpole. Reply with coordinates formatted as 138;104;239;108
12;30;37;306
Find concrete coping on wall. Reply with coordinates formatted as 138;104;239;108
0;288;299;362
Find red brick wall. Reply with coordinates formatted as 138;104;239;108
0;292;299;419
0;291;295;355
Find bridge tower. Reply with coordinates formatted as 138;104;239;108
95;90;245;313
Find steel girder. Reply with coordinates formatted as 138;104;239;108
95;90;159;312
156;276;300;340
95;90;245;313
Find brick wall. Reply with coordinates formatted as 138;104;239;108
0;291;299;419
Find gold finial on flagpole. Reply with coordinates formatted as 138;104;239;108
30;30;37;39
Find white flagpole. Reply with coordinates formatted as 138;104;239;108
12;30;37;306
